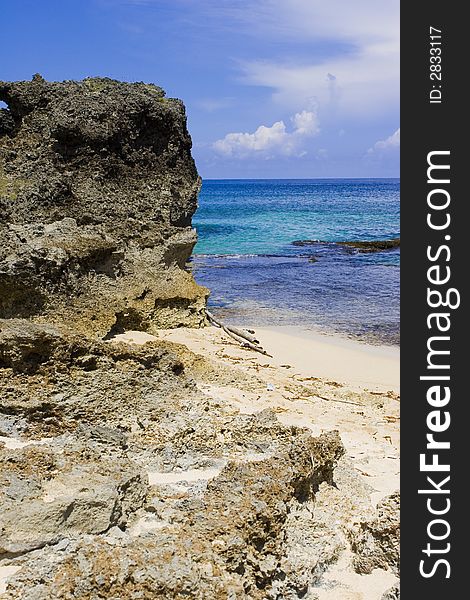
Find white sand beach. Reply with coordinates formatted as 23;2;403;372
251;326;399;392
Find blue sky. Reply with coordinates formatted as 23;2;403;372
1;0;399;178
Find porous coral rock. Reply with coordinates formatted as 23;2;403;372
0;75;208;335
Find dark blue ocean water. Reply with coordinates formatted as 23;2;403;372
191;179;400;345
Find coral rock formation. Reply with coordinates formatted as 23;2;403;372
0;319;348;599
0;75;208;336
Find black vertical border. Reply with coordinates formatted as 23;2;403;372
401;2;466;597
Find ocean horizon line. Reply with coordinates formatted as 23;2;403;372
201;177;400;182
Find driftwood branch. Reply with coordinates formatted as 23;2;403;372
222;327;272;357
206;309;272;357
227;326;259;345
206;310;260;344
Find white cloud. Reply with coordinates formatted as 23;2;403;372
368;128;400;154
291;110;319;135
213;109;319;158
182;0;398;45
240;46;398;119
229;0;399;118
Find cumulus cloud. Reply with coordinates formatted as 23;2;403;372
368;128;400;154
213;109;319;158
291;110;319;135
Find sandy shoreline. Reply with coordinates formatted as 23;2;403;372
119;324;399;393
252;326;399;393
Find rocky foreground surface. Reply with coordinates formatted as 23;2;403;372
0;77;399;599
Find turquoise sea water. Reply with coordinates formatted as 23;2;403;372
191;179;400;345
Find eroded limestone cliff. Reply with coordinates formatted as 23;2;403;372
0;75;208;336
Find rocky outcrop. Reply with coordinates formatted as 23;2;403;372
0;315;400;597
0;445;148;557
292;238;400;253
338;239;400;253
0;75;208;336
0;319;348;598
348;491;400;575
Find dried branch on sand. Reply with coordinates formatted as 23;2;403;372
206;310;272;357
